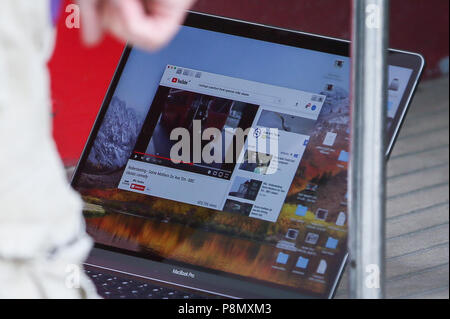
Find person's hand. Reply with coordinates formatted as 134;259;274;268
79;0;196;51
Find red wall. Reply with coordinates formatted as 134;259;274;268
48;0;449;165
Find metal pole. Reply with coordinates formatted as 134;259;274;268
348;0;389;299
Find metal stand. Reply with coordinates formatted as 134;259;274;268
348;0;389;299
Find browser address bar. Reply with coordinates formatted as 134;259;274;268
198;82;284;106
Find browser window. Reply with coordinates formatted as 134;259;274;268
118;65;325;222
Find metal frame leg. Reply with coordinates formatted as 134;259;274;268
348;0;390;299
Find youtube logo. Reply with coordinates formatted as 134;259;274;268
171;77;188;85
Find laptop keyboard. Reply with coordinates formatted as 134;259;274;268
85;267;208;299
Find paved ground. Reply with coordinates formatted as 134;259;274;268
336;76;449;299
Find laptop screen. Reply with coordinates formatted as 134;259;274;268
73;25;414;298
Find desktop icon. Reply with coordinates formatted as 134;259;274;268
317;259;327;274
325;237;339;249
296;256;309;269
336;212;347;226
305;183;318;192
338;150;349;162
305;233;320;245
295;205;308;217
387;101;394;112
315;208;328;221
276;252;289;265
335;60;344;68
388;78;400;91
286;229;299;240
323;132;337;146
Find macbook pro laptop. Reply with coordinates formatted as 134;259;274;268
71;12;424;299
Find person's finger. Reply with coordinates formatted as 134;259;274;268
78;0;104;46
97;1;131;45
110;0;193;50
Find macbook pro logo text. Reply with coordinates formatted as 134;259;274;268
172;268;196;279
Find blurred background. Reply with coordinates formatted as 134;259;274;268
50;0;449;298
49;0;449;165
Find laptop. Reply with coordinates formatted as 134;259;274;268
71;11;424;299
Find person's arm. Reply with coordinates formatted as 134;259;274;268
79;0;196;51
0;0;97;298
0;0;195;299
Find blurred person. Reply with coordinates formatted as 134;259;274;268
0;0;195;299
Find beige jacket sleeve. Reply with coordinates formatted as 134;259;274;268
0;0;97;298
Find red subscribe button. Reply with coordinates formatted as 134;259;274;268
130;184;145;191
